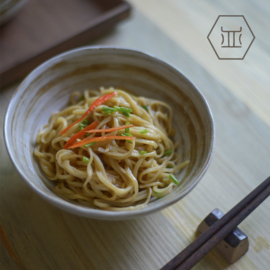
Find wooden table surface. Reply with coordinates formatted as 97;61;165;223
0;0;269;269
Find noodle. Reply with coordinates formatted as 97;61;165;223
34;88;189;211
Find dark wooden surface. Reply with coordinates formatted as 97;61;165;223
0;0;131;88
161;177;270;270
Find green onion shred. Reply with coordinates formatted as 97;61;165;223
125;122;130;133
102;106;132;117
121;132;133;143
84;142;96;147
102;106;117;115
82;119;90;125
79;123;86;130
169;174;179;185
162;149;172;157
79;120;90;130
142;105;148;111
121;133;133;137
167;165;174;169
82;156;90;163
119;107;132;113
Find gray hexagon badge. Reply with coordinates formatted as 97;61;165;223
208;15;255;60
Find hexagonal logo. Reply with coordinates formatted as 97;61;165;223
208;15;255;60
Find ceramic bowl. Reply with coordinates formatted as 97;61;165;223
4;47;214;220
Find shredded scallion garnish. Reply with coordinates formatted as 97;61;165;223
82;119;90;125
140;129;147;134
121;132;133;143
102;106;132;117
114;106;132;117
79;123;87;130
121;133;133;137
119;107;132;113
140;151;148;154
162;149;172;157
79;120;90;130
125;122;130;133
167;165;174;168
142;105;148;111
85;142;96;147
82;156;90;163
102;106;117;115
169;174;179;184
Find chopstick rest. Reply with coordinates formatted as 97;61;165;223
161;177;270;270
198;208;249;264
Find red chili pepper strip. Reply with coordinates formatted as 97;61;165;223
63;121;99;149
68;135;135;149
60;92;117;135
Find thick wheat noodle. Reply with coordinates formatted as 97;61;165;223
34;88;189;211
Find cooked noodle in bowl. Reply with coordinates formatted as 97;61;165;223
34;88;189;211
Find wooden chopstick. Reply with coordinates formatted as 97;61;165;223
161;176;270;270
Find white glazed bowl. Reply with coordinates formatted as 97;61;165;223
4;47;214;220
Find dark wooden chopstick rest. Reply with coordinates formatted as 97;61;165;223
160;176;270;270
197;208;249;263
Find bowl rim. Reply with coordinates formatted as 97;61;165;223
4;46;215;219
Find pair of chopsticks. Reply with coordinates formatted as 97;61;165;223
161;176;270;270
